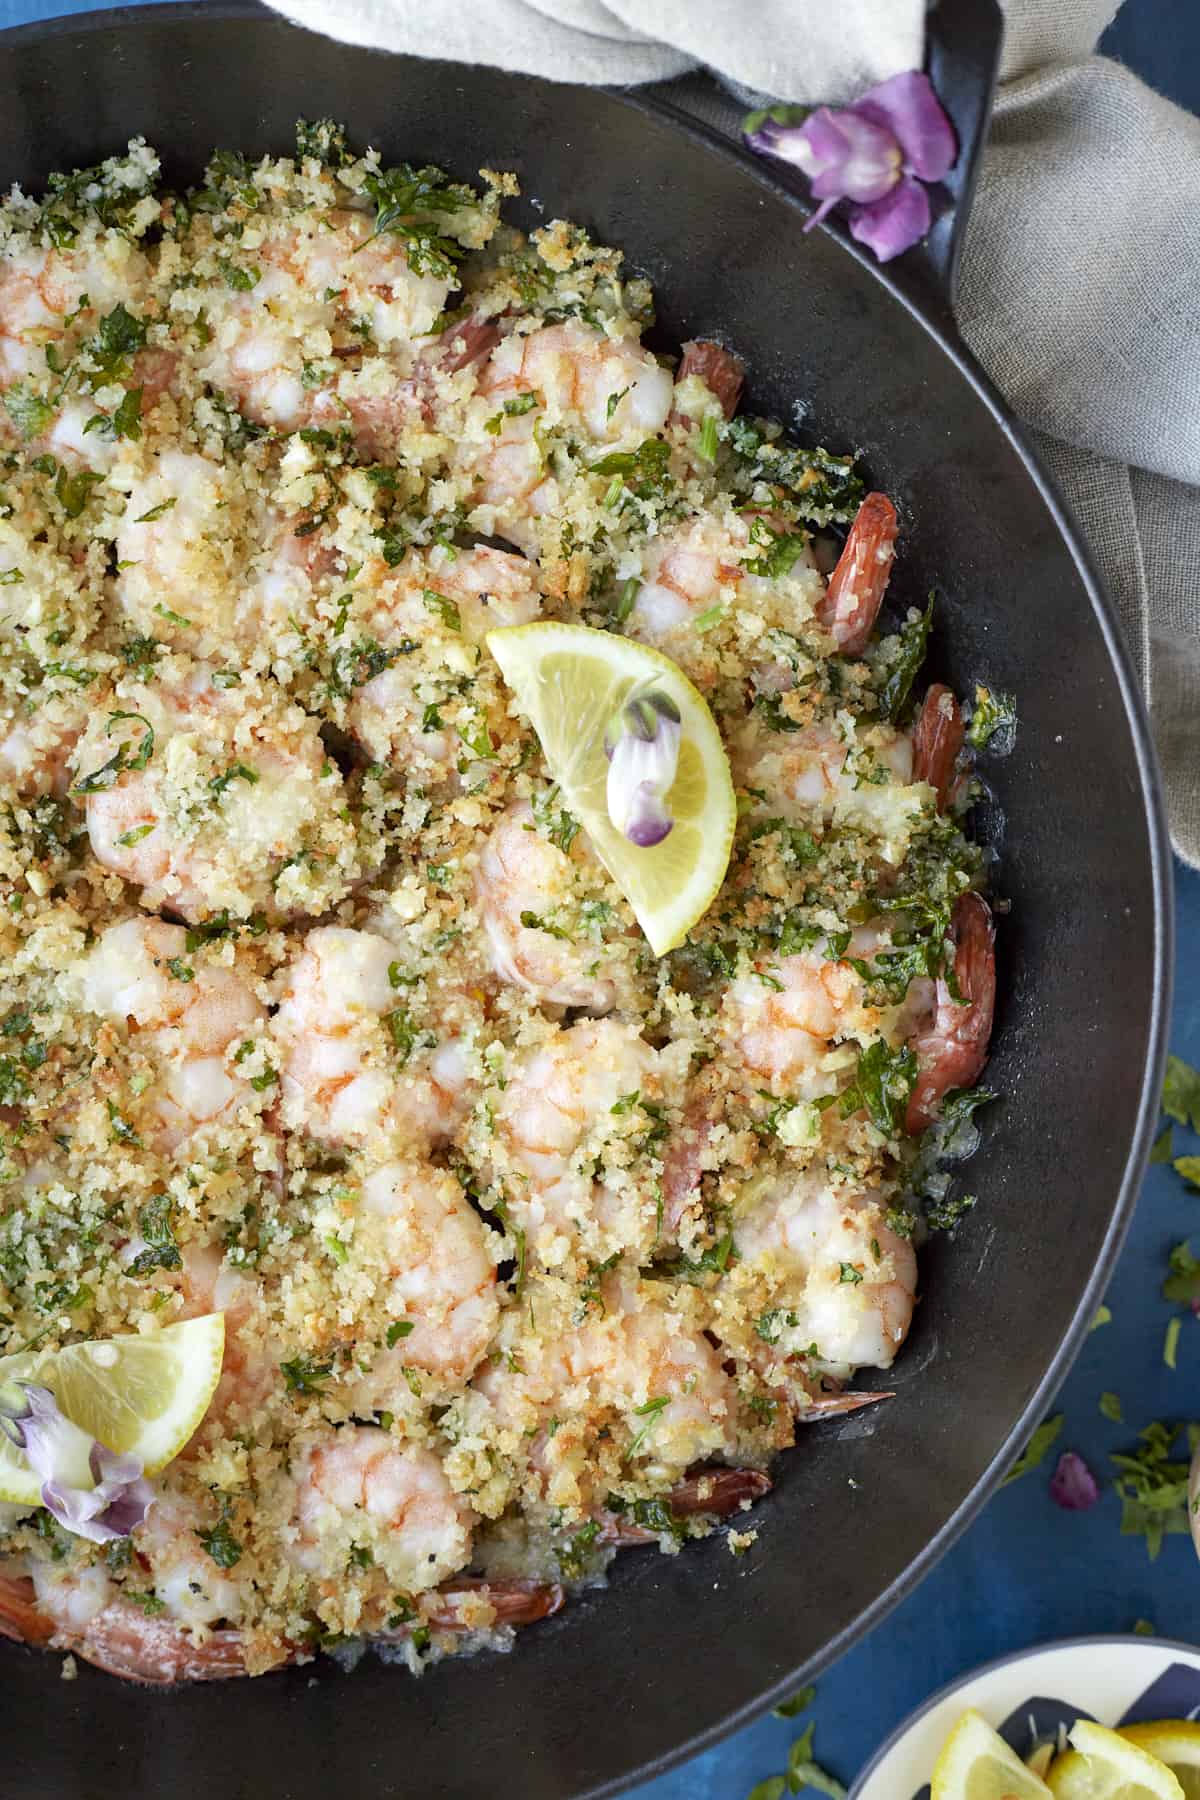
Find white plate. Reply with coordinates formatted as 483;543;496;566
850;1636;1200;1799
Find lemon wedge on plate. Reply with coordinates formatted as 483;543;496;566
1117;1724;1200;1799
0;1315;226;1506
1047;1720;1185;1800
931;1708;1055;1800
486;622;735;955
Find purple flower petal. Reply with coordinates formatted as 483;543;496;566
847;175;931;262
605;689;681;848
0;1381;154;1544
1049;1450;1100;1511
798;108;901;203
855;71;957;182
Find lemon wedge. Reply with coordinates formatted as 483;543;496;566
0;1315;226;1506
931;1709;1055;1800
1118;1724;1200;1799
1047;1720;1185;1800
486;622;735;955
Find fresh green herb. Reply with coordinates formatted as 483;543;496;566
85;385;143;442
1163;1241;1200;1305
128;1590;166;1616
743;519;808;580
209;763;259;797
626;1394;670;1459
558;1518;602;1579
589;437;672;504
1100;1392;1123;1424
281;1356;334;1394
966;685;1018;750
786;1723;847;1799
386;1320;414;1348
106;1099;140;1145
127;1194;181;1277
325;1234;349;1266
2;383;55;440
218;258;260;291
0;569;24;585
196;1515;243;1569
605;386;630;422
838;1039;917;1137
422;588;461;632
1111;1420;1199;1559
746;1781;786;1800
361;160;476;279
294;118;353;167
838;1263;863;1285
166;957;194;983
387;1008;434;1065
1134;1618;1156;1636
1175;1157;1200;1191
86;303;147;387
328;639;412;696
773;1686;816;1720
1092;1304;1113;1331
614;577;641;624
1162;1055;1200;1130
697;414;719;463
1165;1317;1182;1370
1002;1414;1063;1486
877;595;934;721
755;1307;800;1345
727;419;863;524
54;466;102;518
1150;1125;1175;1164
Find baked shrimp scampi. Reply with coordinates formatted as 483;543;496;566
0;122;1003;1685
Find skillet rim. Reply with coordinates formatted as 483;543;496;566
0;8;1175;1790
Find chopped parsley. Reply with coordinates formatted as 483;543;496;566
1001;1414;1063;1486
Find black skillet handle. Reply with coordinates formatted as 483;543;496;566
912;0;1004;318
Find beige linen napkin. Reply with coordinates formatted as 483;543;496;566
265;0;1200;864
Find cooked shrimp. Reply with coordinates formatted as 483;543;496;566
172;1240;279;1434
474;802;614;1012
735;714;925;865
194;208;453;436
815;491;898;655
0;694;83;798
287;1426;474;1595
722;952;876;1097
732;1173;917;1374
77;917;262;1151
349;1160;499;1399
271;926;475;1153
113;451;250;655
595;1276;741;1482
133;1492;249;1632
0;1562;252;1684
671;338;745;424
348;546;539;767
0;242;149;388
495;1018;659;1263
629;507;819;654
80;663;357;921
910;683;964;810
481;321;673;444
460;321;674;549
906;891;995;1132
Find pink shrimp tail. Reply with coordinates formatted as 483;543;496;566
817;491;898;655
911;683;964;811
906;891;996;1133
673;339;746;423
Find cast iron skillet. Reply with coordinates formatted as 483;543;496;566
0;3;1173;1795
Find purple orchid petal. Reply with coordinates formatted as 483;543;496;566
848;174;931;262
855;70;957;182
1049;1450;1100;1512
605;689;681;849
797;107;902;203
0;1381;153;1544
